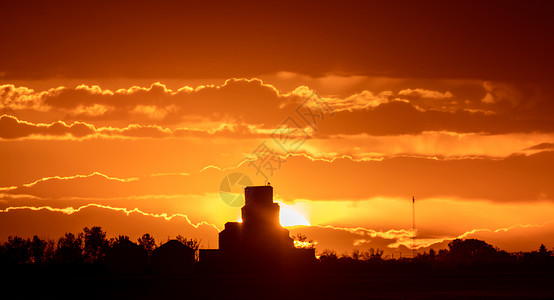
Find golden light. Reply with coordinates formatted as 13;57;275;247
279;204;311;227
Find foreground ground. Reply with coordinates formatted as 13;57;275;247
3;268;554;299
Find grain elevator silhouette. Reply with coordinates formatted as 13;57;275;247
200;185;315;272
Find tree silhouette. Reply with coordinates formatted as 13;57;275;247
55;232;83;264
447;238;500;265
319;249;338;263
538;244;551;257
428;248;436;259
110;235;131;247
83;226;109;263
176;235;200;251
351;249;362;260
4;236;30;264
368;248;384;261
517;244;554;265
30;235;47;264
44;239;56;264
2;227;553;276
137;233;156;255
176;235;200;261
292;233;315;249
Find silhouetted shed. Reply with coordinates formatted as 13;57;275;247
105;240;147;275
151;240;195;274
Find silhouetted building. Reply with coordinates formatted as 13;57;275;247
151;240;195;274
105;240;147;275
200;186;315;272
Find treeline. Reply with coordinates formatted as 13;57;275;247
0;226;199;265
2;228;553;272
317;239;554;271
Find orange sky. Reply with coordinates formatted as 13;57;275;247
1;1;554;256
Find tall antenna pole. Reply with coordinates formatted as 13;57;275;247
412;196;416;258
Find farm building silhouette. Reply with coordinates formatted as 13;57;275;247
200;185;315;272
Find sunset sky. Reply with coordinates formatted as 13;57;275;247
1;0;554;257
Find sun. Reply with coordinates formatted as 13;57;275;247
279;204;311;227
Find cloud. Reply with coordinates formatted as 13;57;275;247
290;221;554;256
398;89;453;99
43;79;292;125
3;148;554;204
480;81;554;118
318;100;554;135
525;143;554;151
0;170;219;199
0;114;268;140
0;114;96;139
0;80;295;127
0;203;217;229
0;204;219;246
266;152;554;203
457;221;554;252
288;225;414;256
0;84;60;111
3;80;554;136
309;131;554;159
481;81;519;106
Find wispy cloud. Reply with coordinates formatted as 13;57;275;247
0;203;220;230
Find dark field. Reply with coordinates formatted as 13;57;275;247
4;268;554;300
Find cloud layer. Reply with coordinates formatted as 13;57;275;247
3;80;554;137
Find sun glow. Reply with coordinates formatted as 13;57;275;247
279;204;311;227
